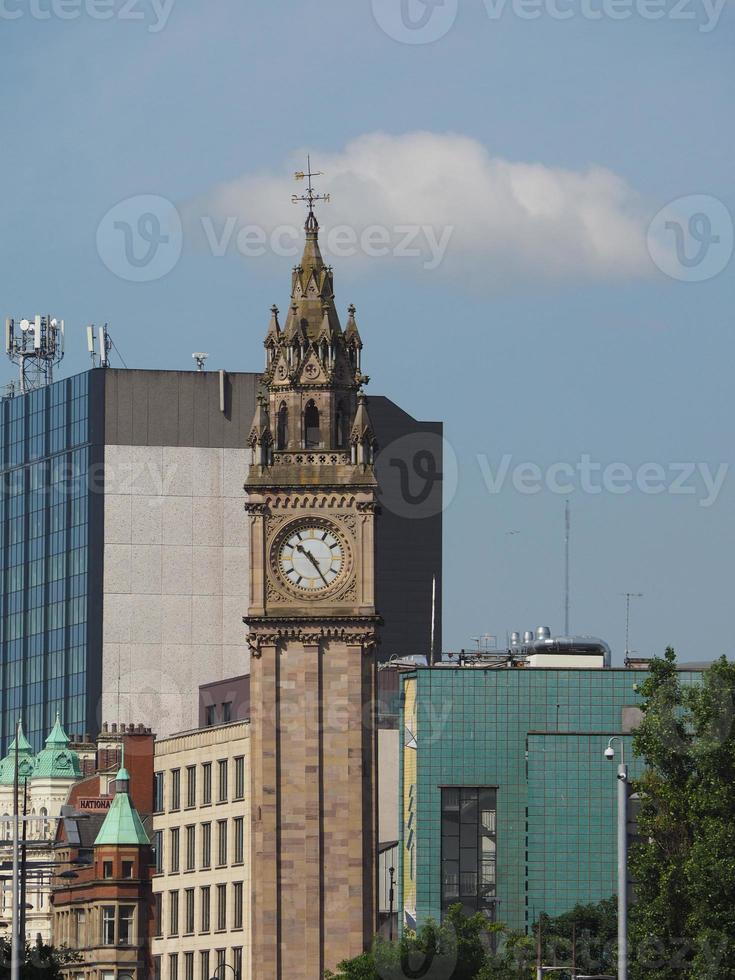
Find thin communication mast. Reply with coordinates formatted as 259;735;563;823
5;315;64;393
621;592;644;659
87;324;113;367
564;499;571;636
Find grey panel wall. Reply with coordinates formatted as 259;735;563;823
103;369;261;449
371;398;443;660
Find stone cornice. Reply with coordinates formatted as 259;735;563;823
244;616;380;655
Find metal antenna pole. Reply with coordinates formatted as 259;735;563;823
11;719;21;980
430;575;436;667
621;593;643;659
564;500;570;635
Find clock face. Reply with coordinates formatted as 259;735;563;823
277;524;345;592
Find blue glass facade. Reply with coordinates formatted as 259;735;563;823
0;371;103;753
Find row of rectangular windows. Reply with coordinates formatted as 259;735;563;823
154;757;246;813
152;816;245;874
153;881;245;937
153;945;244;980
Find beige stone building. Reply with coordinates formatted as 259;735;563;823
151;722;250;980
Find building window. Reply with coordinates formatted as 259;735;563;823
186;766;196;808
153;956;162;980
102;860;113;879
233;817;244;865
217;820;227;867
169;890;179;936
102;906;115;945
304;400;320;448
233;881;243;930
216;884;226;931
205;705;216;728
184;952;194;980
170;828;180;873
276;402;288;450
234;756;245;800
185;826;196;871
201;822;212;869
154;771;165;813
215;949;226;977
202;763;212;804
221;701;232;723
122;860;134;879
440;787;497;920
184;888;195;935
75;908;86;946
217;760;228;802
154;893;163;937
119;905;135;945
153;830;164;873
200;885;210;933
169;953;178;980
199;951;209;980
171;769;181;811
233;947;242;980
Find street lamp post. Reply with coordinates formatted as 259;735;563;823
388;866;396;942
210;962;240;980
604;736;628;980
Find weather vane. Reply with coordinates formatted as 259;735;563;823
292;155;331;221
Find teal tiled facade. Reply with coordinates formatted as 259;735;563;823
399;666;701;933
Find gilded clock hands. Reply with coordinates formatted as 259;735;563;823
296;543;329;587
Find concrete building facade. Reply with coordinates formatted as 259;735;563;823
0;363;441;750
150;721;250;980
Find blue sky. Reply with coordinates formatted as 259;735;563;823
2;0;733;661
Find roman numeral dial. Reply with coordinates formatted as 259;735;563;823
277;523;345;593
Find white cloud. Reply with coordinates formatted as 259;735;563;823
184;131;652;288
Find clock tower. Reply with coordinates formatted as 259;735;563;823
244;179;379;979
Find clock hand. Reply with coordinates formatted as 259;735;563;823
296;544;329;586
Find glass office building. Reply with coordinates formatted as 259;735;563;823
0;371;103;752
399;664;703;933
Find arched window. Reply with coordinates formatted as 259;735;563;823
304;401;321;449
276;403;289;450
335;401;350;449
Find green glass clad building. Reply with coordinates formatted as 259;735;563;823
399;664;702;933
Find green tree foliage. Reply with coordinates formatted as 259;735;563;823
325;904;535;979
630;649;735;980
0;937;82;980
534;898;617;977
